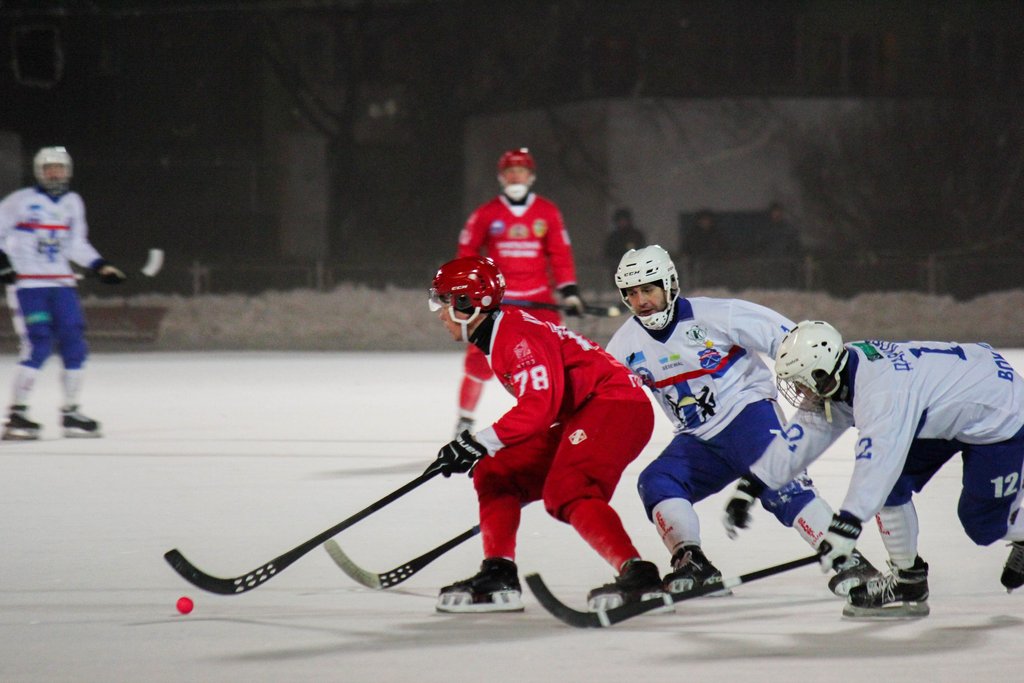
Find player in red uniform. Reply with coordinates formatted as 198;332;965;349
426;255;662;613
452;148;585;436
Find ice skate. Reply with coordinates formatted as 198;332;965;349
662;545;731;597
587;559;669;612
828;549;881;597
843;556;929;619
61;405;102;438
1001;541;1024;592
436;558;523;613
2;405;40;440
453;416;474;439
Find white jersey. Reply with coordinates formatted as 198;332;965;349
605;297;794;439
0;186;102;289
752;340;1024;522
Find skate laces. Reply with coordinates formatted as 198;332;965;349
863;571;898;603
672;547;707;572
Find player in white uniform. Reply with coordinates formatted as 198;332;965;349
0;147;126;439
724;320;1024;617
605;246;877;597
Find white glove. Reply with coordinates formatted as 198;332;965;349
818;511;862;573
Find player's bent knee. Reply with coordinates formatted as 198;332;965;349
761;484;817;527
959;503;1011;546
542;477;604;523
25;330;53;366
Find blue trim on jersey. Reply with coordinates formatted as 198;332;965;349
33;186;67;201
642;298;690;344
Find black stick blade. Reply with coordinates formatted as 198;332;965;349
163;549;281;595
525;554;819;628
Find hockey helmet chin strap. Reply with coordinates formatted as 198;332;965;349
818;350;850;423
448;306;482;343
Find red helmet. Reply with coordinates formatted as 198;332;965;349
430;256;506;313
497;148;536;173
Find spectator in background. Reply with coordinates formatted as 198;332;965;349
765;201;802;257
603;207;646;273
679;208;718;259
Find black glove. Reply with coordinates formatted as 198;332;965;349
558;284;586;317
92;260;127;285
817;511;862;572
723;476;766;539
426;429;487;478
0;251;17;285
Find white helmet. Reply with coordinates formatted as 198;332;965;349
614;245;679;330
774;320;848;413
33;146;73;195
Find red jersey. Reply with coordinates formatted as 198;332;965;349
456;193;577;302
474;309;645;452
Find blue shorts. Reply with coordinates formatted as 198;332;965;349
884;426;1024;546
10;286;88;369
637;399;817;527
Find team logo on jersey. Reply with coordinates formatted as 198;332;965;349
512;339;535;365
851;341;883;361
684;325;708;345
489;220;506;235
698;346;722;370
626;350;647;366
509;223;530;239
532;219;548;238
625;351;656;388
568;429;587;445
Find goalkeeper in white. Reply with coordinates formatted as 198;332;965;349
724;320;1024;618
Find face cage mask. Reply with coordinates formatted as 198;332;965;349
776;353;845;423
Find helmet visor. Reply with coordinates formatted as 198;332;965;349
428;289;472;312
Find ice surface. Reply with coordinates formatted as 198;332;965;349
1;351;1022;682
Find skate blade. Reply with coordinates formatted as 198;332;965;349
588;590;674;614
2;429;40;441
63;428;102;438
665;579;732;597
842;601;930;619
435;590;524;613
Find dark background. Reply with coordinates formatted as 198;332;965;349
1;0;1022;297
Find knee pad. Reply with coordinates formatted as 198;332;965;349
760;473;818;527
25;324;53;367
472;457;519;501
958;495;1009;546
543;469;606;523
637;461;685;521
